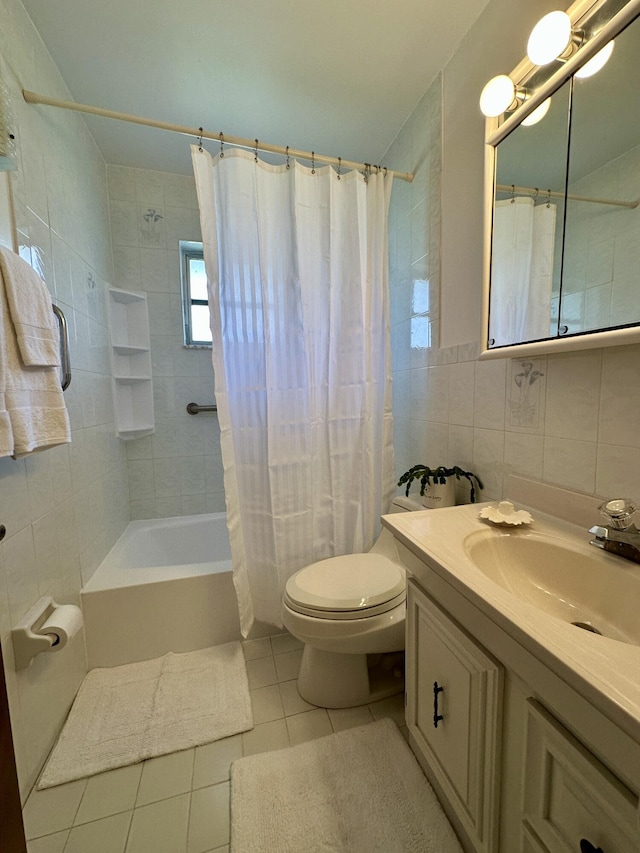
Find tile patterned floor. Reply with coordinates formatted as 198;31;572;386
23;634;406;853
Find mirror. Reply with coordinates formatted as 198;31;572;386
481;0;640;358
561;16;640;334
489;81;571;347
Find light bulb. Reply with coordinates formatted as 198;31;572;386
575;40;614;78
527;11;572;65
521;97;551;126
479;75;517;118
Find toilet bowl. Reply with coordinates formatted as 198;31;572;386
282;496;422;708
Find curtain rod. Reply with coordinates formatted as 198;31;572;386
22;89;414;183
496;183;639;209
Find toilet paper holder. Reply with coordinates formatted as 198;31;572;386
12;596;83;671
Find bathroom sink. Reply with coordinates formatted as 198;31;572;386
463;530;640;646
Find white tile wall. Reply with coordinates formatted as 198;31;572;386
106;165;225;520
0;0;129;799
387;77;640;510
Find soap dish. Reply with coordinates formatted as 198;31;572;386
479;501;533;526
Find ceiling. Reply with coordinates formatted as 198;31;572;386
22;0;491;175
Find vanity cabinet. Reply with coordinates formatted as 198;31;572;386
522;700;638;853
402;552;640;853
406;580;503;853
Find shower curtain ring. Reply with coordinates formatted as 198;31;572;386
254;139;259;163
510;184;515;203
383;167;388;178
286;146;290;170
311;151;315;175
197;127;204;152
337;156;341;180
546;189;551;208
533;188;539;202
219;131;224;158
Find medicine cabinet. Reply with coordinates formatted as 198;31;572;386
481;0;640;358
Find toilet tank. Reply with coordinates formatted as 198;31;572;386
389;496;423;513
370;495;423;561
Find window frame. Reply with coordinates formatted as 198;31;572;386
179;240;211;348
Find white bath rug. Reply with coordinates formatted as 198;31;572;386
38;641;253;789
230;717;464;853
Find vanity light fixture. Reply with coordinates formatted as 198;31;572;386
574;39;615;78
479;75;527;118
479;4;616;121
527;10;583;65
520;97;551;126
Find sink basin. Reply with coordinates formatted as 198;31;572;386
463;530;640;646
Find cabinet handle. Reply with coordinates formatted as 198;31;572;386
579;841;604;853
433;681;444;728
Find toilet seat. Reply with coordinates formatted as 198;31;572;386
284;554;405;620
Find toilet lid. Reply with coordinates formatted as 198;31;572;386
284;554;405;614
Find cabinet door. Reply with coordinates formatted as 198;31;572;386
406;580;503;853
522;700;638;853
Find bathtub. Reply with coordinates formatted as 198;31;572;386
83;513;232;590
81;513;242;668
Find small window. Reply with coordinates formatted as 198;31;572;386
180;241;212;346
410;278;431;349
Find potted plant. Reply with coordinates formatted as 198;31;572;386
397;464;484;508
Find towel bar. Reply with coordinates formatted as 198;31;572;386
52;304;71;391
186;402;217;415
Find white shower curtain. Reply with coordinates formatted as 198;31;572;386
490;196;556;346
191;146;395;635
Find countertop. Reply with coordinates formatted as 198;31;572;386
382;501;640;744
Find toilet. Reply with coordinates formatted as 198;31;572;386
282;495;422;708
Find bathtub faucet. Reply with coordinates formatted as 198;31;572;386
588;498;640;565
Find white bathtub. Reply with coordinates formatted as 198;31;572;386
81;513;241;668
83;513;232;591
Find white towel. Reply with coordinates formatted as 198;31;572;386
0;254;70;458
0;284;13;457
0;246;60;367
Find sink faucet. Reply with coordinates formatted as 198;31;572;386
589;498;640;565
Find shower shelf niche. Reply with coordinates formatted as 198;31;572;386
107;287;155;440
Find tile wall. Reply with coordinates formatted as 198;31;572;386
0;0;129;798
387;79;442;491
107;166;226;520
386;74;640;510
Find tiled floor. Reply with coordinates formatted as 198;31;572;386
23;634;406;853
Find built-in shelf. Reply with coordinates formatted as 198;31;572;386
109;289;146;305
114;375;152;384
118;424;155;436
107;287;154;440
113;344;150;356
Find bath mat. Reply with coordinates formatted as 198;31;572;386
38;641;253;789
230;717;463;853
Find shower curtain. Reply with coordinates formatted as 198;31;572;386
490;196;556;346
191;146;395;635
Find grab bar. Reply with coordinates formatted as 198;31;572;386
186;402;217;415
52;304;71;391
